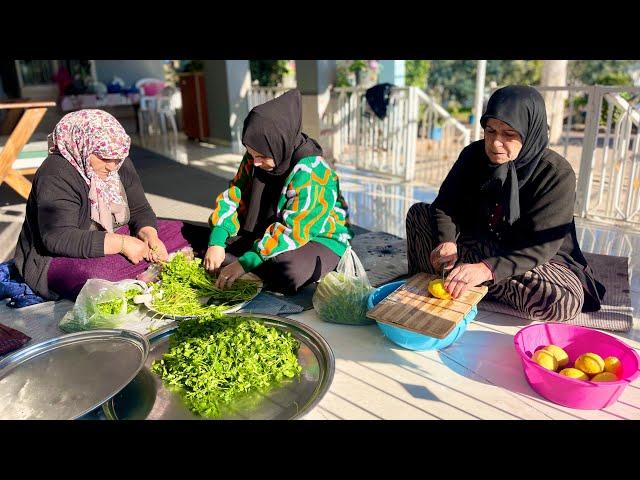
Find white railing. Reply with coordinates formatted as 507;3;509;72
323;86;470;182
247;85;290;111
413;89;470;185
531;86;595;175
575;86;640;227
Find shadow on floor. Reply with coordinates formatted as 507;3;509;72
437;329;535;397
129;145;230;211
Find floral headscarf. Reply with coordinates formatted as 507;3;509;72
47;109;131;233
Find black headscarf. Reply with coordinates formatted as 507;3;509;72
480;85;549;225
241;89;323;234
365;83;394;120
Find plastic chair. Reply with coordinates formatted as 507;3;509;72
135;78;165;137
137;95;158;137
135;80;178;139
135;78;167;97
156;93;178;139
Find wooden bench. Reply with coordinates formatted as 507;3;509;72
0;100;56;199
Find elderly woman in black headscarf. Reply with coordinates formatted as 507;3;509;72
406;85;605;321
204;89;353;294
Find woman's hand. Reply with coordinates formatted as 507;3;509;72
147;239;168;263
443;262;493;299
137;227;168;263
216;261;245;290
204;246;226;274
430;242;458;272
122;236;150;265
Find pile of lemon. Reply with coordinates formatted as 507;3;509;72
532;344;623;382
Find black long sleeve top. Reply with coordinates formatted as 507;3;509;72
13;154;157;299
431;140;605;311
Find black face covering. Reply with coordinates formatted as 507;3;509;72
480;85;549;225
241;89;323;234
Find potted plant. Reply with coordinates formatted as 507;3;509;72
431;118;445;141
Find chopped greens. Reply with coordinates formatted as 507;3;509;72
60;284;144;333
95;287;140;316
312;272;373;325
151;315;302;418
95;297;124;316
149;252;259;317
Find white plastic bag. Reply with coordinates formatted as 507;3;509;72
312;247;374;325
59;279;147;333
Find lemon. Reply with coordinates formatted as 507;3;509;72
542;344;569;368
591;372;619;382
574;353;605;375
532;349;558;371
428;279;452;300
604;356;623;377
558;368;589;381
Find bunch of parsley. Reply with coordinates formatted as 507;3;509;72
151;315;302;418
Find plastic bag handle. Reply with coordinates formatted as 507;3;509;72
337;246;370;288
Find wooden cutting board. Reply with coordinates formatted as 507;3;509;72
366;273;488;339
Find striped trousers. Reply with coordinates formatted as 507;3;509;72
405;202;584;322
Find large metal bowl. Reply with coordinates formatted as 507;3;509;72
101;314;335;420
0;330;149;420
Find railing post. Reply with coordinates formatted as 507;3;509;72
404;87;418;182
355;91;361;170
575;86;603;218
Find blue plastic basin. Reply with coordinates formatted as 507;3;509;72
367;280;477;351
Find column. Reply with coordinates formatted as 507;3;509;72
378;60;405;86
295;60;337;141
202;60;251;152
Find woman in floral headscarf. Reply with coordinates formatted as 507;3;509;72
9;109;207;302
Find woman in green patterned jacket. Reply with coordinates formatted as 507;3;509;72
204;89;353;294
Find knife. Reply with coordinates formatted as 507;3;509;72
441;232;461;282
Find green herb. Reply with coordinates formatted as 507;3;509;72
149;253;259;317
95;297;124;316
312;272;373;325
60;284;143;332
124;287;141;313
151;315;302;418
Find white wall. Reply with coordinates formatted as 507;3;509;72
94;60;165;87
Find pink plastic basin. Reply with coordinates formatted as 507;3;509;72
513;323;640;410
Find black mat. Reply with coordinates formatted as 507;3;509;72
271;230;409;312
479;252;633;332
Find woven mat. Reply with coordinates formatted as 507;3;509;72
478;253;634;332
350;231;408;287
251;231;411;312
343;232;635;333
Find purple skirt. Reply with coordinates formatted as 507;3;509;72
47;219;209;300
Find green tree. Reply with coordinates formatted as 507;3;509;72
405;60;430;89
569;60;636;86
567;61;637;126
426;60;544;110
249;60;290;87
426;60;477;108
486;60;543;86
